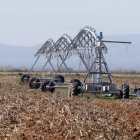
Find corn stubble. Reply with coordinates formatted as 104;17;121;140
0;76;140;139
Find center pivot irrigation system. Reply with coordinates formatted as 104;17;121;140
21;26;131;98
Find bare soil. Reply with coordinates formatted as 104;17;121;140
0;76;140;139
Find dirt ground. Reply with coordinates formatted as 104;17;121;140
0;75;140;139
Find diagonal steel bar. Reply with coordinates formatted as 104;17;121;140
101;54;114;84
48;54;74;85
27;55;40;76
80;54;98;87
35;55;52;81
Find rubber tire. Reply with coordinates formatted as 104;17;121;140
134;88;137;93
118;84;129;98
68;82;79;97
21;75;30;83
70;79;81;94
119;90;123;98
55;75;65;83
118;85;123;98
40;80;55;93
122;84;129;98
28;77;40;89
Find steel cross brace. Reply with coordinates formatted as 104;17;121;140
72;32;92;50
49;61;57;74
34;43;64;81
25;55;40;78
34;38;73;83
34;52;74;84
34;55;62;82
48;54;74;85
101;54;114;84
35;55;52;81
64;30;85;51
78;36;95;50
79;54;98;88
25;40;55;79
79;49;115;86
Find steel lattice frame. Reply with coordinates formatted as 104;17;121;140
34;39;54;57
22;26;131;96
34;34;73;84
22;39;54;81
49;27;109;85
44;26;131;94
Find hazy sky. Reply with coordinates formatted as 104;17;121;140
0;0;140;47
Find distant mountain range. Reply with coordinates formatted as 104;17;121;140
0;43;42;68
0;34;140;70
104;34;140;69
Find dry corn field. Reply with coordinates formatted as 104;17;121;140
0;75;140;140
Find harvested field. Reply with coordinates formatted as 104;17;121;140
0;75;140;139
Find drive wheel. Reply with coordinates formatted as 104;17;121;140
118;85;123;98
28;77;40;89
70;79;81;94
68;82;79;97
21;74;30;83
55;75;65;83
118;84;129;98
40;80;55;93
122;84;129;98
